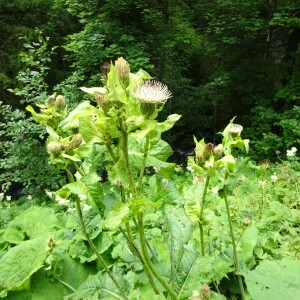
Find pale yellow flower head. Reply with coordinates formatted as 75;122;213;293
132;80;172;104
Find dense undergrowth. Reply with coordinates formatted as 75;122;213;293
0;58;299;300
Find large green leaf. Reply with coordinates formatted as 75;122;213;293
107;64;128;103
178;249;231;299
239;226;258;263
66;271;128;300
8;207;58;239
0;236;49;297
79;116;103;144
105;202;130;231
60;172;103;209
59;101;99;131
245;259;300;300
164;205;192;280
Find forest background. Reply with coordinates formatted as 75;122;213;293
0;0;299;197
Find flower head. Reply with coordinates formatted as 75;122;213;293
228;124;243;137
132;80;172;104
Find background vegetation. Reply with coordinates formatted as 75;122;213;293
0;0;299;193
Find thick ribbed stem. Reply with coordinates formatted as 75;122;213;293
137;212;178;300
198;176;210;256
223;171;245;300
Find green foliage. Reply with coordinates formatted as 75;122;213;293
0;101;65;196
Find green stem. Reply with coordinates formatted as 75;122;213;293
137;212;178;300
120;186;160;293
223;171;245;300
106;139;118;163
55;277;76;292
73;162;85;176
75;197;128;300
198;176;210;256
137;136;150;195
119;118;136;196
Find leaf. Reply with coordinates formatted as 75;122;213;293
66;271;128;300
164;205;192;280
105;202;130;231
5;269;69;300
0;237;49;294
80;87;107;94
1;228;24;245
239;226;258;263
8;207;58;239
183;183;203;223
60;172;103;209
79;116;103;144
107;64;128;103
245;259;300;300
178;252;231;299
58;101;99;131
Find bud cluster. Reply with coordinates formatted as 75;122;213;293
46;94;66;111
195;142;224;166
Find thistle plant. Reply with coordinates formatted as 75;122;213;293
27;57;180;299
187;118;249;300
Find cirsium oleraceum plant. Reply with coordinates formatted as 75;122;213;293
26;57;181;299
186;118;249;300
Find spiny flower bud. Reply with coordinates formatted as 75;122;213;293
200;284;210;300
46;95;56;107
195;152;205;165
47;141;63;156
55;95;66;109
65;133;83;150
203;143;214;159
228;124;243;138
115;57;130;86
101;62;110;83
94;92;109;107
213;144;223;158
242;217;251;226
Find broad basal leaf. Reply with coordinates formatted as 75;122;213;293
8;206;58;239
164;205;192;280
245;259;300;300
0;236;49;296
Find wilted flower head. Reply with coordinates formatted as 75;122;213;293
242;217;251;226
287;147;297;157
228;124;243;137
132;80;172;104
